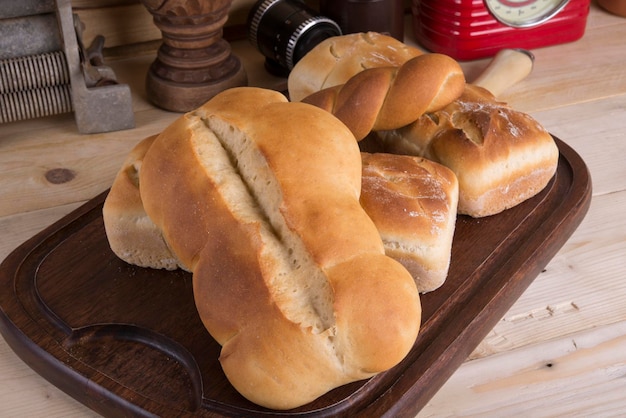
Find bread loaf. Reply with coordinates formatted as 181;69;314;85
134;87;421;409
288;32;422;102
104;139;458;294
379;85;559;217
360;153;458;293
302;53;466;141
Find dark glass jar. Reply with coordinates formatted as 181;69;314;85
319;0;405;41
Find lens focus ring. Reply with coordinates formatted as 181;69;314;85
248;0;280;48
247;0;341;72
285;16;341;69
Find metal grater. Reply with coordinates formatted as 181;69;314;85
0;0;134;134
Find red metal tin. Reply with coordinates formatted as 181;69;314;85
412;0;590;60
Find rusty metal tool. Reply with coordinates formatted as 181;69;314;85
0;0;134;134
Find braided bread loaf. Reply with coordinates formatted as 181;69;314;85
302;53;466;141
288;32;423;102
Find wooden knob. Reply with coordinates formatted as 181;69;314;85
472;49;534;97
141;0;248;112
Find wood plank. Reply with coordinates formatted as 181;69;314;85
0;109;175;218
529;95;626;197
0;203;100;418
0;335;98;417
0;203;83;262
496;5;626;112
75;3;161;49
419;320;626;417
585;1;626;29
471;189;626;359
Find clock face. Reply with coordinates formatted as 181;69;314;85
485;0;570;27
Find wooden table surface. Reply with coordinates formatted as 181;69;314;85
1;3;625;416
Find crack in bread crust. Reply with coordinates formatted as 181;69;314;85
115;87;421;410
197;114;336;334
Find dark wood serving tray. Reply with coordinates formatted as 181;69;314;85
0;137;591;418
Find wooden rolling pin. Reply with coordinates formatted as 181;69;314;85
471;48;535;97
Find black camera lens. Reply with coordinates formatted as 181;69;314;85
248;0;342;74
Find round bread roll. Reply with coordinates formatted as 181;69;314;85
288;32;422;102
360;152;459;293
380;85;560;217
137;87;421;410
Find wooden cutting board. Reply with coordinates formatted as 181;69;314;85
0;137;591;418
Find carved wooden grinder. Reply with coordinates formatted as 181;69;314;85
141;0;247;112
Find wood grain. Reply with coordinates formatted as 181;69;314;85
464;93;626;361
0;139;591;417
420;320;626;416
1;3;624;417
497;10;626;113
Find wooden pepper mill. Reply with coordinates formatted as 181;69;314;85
141;0;247;112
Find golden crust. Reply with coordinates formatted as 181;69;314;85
104;138;459;294
288;32;422;102
137;87;421;409
102;135;186;271
360;153;459;292
381;85;559;217
303;53;466;141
